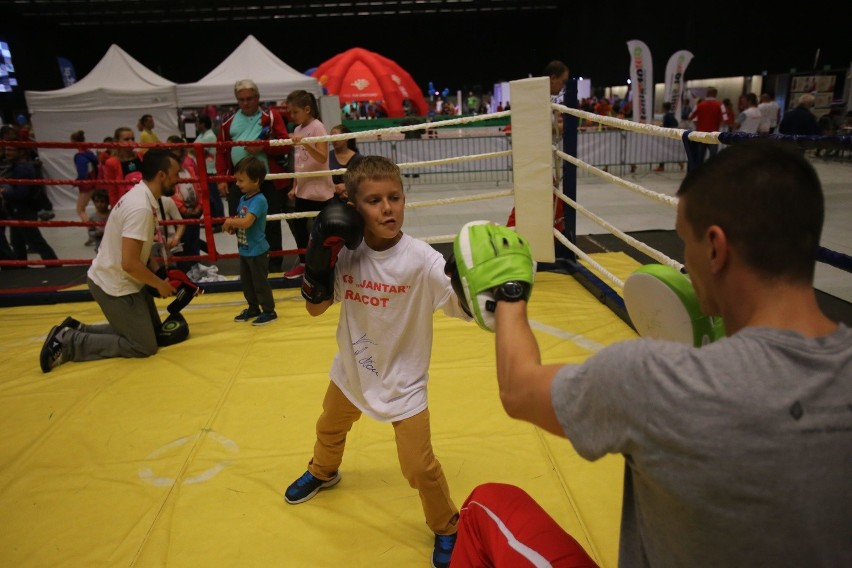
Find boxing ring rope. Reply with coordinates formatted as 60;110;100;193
540;81;852;325
0;120;517;299
2;79;850;314
0;137;510;270
0;116;511;256
551;145;684;287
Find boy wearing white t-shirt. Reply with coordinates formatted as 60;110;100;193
284;156;471;568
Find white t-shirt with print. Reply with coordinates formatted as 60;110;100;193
329;234;470;421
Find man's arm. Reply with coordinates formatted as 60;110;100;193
171;218;185;247
121;237;175;298
494;300;566;437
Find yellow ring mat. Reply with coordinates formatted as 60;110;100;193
0;253;640;567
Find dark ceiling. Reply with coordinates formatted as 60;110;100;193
1;0;848;119
3;0;559;26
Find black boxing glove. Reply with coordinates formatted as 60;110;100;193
301;201;364;304
167;269;202;315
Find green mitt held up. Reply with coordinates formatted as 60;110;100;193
447;220;535;331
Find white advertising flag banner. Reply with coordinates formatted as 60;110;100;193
664;50;694;123
626;39;653;124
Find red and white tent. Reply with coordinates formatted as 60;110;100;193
312;48;428;118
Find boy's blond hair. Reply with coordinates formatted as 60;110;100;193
345;155;403;199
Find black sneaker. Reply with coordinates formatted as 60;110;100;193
38;209;56;221
60;316;82;331
234;309;261;322
40;325;67;373
432;533;457;568
252;311;278;326
284;470;341;504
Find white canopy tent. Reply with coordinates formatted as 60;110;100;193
24;44;180;210
176;35;322;107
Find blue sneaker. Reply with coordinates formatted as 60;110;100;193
234;309;260;322
284;470;341;504
252;311;278;326
432;533;457;568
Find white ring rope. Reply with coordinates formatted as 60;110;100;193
14;94;682;284
552;103;722;145
546;106;692;286
267;150;512;181
420;233;457;245
267;111;512;148
553;228;626;290
555;148;680;208
405;189;513;209
265;189;513;224
258;101;683;290
553;186;684;271
259;111;515;225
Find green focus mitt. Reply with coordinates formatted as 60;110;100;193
623;263;725;347
449;221;535;331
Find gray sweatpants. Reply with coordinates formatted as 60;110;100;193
64;278;162;362
239;252;274;313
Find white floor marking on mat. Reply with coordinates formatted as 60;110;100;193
529;320;605;352
138;430;239;486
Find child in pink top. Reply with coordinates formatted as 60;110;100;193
284;90;336;279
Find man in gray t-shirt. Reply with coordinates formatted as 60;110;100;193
447;140;852;567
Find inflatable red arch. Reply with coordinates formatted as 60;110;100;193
312;47;428;118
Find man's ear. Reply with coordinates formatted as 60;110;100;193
706;225;728;273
